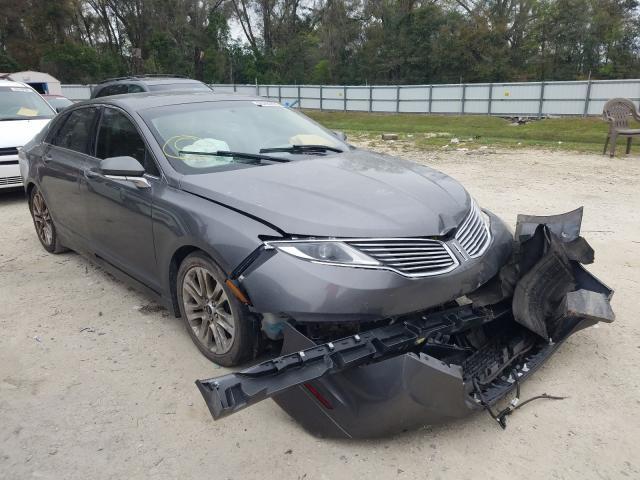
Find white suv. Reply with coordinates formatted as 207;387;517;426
0;79;55;189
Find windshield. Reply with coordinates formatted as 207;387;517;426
46;97;73;109
141;100;348;174
147;83;211;93
0;86;56;120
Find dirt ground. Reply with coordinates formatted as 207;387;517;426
1;146;639;480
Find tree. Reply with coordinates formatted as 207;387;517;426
0;0;637;84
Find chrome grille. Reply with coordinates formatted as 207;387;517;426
0;176;22;186
455;202;491;258
346;238;458;277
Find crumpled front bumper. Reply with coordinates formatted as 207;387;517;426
195;208;614;438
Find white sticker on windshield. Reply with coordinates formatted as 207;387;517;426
252;101;281;107
11;87;32;92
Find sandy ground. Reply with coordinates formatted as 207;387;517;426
1;146;639;480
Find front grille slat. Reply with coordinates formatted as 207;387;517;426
346;238;457;277
0;147;19;157
357;247;446;253
0;176;23;186
460;217;483;245
455;201;491;258
401;264;452;271
375;253;452;260
350;242;440;248
387;259;455;267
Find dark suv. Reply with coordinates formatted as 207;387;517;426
91;75;211;98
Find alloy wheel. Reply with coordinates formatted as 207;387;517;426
31;191;54;247
182;266;235;354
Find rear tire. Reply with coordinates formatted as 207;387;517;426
29;187;67;254
177;252;255;366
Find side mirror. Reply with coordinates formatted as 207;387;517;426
98;156;150;189
100;156;145;177
333;131;347;141
55;106;66;113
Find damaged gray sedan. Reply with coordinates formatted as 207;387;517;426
20;92;614;438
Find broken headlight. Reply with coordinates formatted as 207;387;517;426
264;240;380;266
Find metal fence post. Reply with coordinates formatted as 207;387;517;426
538;81;545;118
369;85;373;112
320;85;323;111
343;85;347;111
266;85;270;99
488;83;493;115
278;85;282;103
583;79;592;117
396;85;400;113
461;83;466;115
428;85;433;114
297;85;301;108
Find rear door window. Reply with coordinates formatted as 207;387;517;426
51;107;98;154
96;107;160;176
128;84;145;93
95;84;128;98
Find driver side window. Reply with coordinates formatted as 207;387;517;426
96;108;160;177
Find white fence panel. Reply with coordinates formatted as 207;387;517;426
401;101;427;113
62;85;92;100
347;87;369;100
210;84;235;93
590;80;639;101
399;86;427;101
465;84;490;100
464;100;489;114
544;82;587;100
347;100;369;111
542;100;583;115
62;79;640;116
372;86;396;101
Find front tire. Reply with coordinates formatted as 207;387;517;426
29;187;66;254
177;252;255;366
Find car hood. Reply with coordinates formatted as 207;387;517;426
179;150;471;238
0;118;51;148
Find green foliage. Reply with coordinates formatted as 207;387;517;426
311;60;331;84
0;0;638;84
41;42;118;83
0;51;19;71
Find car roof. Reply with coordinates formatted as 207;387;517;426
0;79;30;88
98;76;204;86
79;91;264;112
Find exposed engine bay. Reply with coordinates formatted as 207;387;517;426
195;208;614;438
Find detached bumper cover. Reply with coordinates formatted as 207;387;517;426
196;208;614;438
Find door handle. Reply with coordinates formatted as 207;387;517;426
43;154;53;163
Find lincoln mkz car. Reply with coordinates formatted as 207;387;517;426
20;91;614;438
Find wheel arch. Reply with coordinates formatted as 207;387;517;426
25;181;36;201
168;244;229;317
